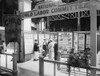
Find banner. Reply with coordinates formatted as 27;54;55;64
21;2;88;19
4;15;21;45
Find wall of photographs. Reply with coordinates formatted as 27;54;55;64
58;32;73;54
58;32;90;60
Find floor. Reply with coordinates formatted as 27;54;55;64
17;59;87;76
0;49;88;76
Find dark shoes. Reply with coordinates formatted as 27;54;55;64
33;59;38;61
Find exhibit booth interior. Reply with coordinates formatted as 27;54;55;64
22;0;93;61
19;1;100;75
16;0;100;75
1;0;100;76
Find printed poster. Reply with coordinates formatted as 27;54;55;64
58;32;72;54
86;34;90;48
78;34;85;50
74;33;78;53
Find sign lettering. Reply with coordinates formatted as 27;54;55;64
4;15;21;44
37;2;57;10
21;2;89;19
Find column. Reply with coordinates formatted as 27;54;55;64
18;0;32;61
77;11;81;31
90;2;97;76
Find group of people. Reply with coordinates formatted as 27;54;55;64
33;38;58;61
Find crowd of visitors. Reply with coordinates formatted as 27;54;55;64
33;38;58;61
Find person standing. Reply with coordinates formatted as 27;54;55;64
48;39;54;60
54;39;58;60
2;40;6;52
33;40;39;61
42;39;48;57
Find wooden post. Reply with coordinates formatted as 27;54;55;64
6;55;7;68
16;11;25;62
72;32;74;49
54;63;56;76
39;56;44;76
57;51;61;70
13;53;17;76
47;16;49;31
86;69;88;76
90;2;97;76
77;11;81;31
57;32;60;70
68;66;71;76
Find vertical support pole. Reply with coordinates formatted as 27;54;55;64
18;16;25;62
39;56;44;76
14;41;16;53
54;63;56;76
6;55;7;68
47;16;49;31
68;65;71;76
13;53;17;76
0;53;2;72
77;11;81;31
18;0;32;62
37;23;40;46
57;52;61;70
2;0;4;27
57;32;60;70
77;33;79;52
72;32;74;49
20;14;25;62
90;2;97;76
86;69;88;76
21;32;25;62
84;34;87;50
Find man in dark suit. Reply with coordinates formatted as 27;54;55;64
54;39;58;60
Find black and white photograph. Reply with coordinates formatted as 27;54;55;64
0;0;100;76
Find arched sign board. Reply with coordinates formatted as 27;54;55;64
21;1;90;19
21;1;100;19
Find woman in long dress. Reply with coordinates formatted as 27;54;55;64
48;39;54;60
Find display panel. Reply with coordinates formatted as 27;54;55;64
86;34;90;48
78;34;85;50
58;32;72;54
74;33;78;53
24;33;34;54
39;34;45;46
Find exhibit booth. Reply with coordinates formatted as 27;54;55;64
19;0;100;75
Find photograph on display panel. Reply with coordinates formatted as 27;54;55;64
58;32;72;55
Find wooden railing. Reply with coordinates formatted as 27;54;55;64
0;52;17;76
39;56;100;76
25;53;33;61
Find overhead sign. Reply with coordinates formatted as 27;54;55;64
21;2;89;19
4;15;21;44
